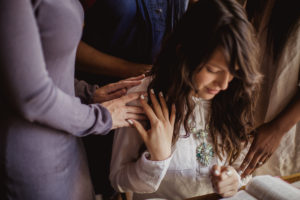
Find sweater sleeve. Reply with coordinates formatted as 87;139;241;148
110;127;173;193
109;78;173;193
74;79;99;104
0;0;112;136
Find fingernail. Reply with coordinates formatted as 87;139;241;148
214;170;220;176
159;92;163;97
140;94;145;99
150;89;154;94
127;119;133;125
226;170;233;177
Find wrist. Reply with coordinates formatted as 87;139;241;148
149;150;171;161
267;120;287;138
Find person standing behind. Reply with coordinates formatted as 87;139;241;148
76;0;190;82
0;0;144;199
239;0;300;177
75;1;190;198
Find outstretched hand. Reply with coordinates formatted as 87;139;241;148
130;89;176;161
239;122;284;177
93;74;145;103
101;92;146;129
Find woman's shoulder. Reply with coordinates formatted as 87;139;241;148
125;76;151;106
127;76;152;94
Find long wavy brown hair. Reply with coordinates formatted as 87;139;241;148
148;0;262;164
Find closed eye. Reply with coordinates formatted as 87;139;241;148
206;65;220;73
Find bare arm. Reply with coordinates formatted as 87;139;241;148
75;41;151;78
271;88;300;134
240;88;300;176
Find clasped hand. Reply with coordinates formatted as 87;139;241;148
211;165;240;197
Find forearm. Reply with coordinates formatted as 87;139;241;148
270;89;300;135
75;41;149;78
0;1;112;137
110;127;171;193
110;152;172;193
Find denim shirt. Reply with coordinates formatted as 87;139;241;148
82;0;189;65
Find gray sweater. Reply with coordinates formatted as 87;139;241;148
0;0;112;199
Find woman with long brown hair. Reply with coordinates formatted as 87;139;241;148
110;0;261;199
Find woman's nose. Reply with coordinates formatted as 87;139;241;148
217;73;233;90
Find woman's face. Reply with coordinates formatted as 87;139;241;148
193;49;234;100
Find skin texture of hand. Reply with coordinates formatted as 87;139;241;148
131;89;176;161
239;89;300;177
211;165;239;197
93;74;145;103
239;122;285;177
101;93;146;129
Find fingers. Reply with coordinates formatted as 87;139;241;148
212;167;239;197
152;90;176;125
107;80;142;93
170;104;176;127
260;153;271;166
242;152;262;177
139;94;159;124
126;106;145;114
255;153;270;169
158;92;169;119
211;165;222;177
103;74;145;94
119;80;143;90
131;119;148;142
126;113;147;121
125;74;145;81
106;88;127;100
120;92;144;104
149;89;165;120
239;147;255;173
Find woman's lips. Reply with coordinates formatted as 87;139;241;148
206;87;220;95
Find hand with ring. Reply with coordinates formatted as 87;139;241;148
238;121;285;177
129;89;176;161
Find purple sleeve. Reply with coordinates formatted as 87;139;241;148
0;0;112;136
75;79;100;104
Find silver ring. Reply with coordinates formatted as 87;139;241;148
258;161;263;166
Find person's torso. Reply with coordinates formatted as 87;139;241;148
79;0;188;85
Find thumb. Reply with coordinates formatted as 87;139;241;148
211;165;221;177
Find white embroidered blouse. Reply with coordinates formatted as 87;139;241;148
110;77;250;200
